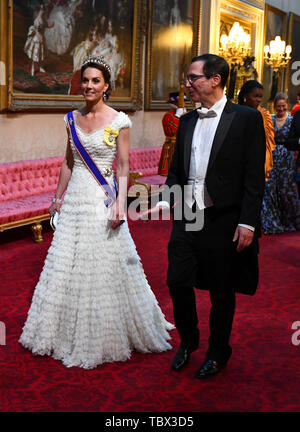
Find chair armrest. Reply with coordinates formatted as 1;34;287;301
129;171;150;193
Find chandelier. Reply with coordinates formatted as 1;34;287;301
219;22;251;65
264;36;292;71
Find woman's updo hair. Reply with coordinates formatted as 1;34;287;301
238;80;263;105
80;56;112;99
273;92;289;108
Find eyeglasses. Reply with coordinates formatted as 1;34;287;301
185;74;208;84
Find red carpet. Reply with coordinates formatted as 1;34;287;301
0;220;300;412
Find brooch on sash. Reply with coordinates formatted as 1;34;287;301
103;126;119;147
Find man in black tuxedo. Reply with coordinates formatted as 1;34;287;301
157;54;266;378
286;110;300;196
286;110;300;151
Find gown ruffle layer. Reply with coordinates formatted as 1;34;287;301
19;111;173;369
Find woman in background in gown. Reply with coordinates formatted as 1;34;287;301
19;56;173;369
261;93;300;234
238;80;276;182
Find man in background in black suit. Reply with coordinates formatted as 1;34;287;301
286;109;300;197
155;54;266;378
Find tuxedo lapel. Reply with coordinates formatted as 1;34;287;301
183;110;198;176
207;101;236;172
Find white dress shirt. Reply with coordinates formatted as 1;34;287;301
185;93;227;210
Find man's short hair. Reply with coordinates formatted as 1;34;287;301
191;54;229;88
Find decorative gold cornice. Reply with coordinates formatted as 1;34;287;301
240;0;264;10
221;1;261;21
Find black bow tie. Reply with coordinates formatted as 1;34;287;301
197;109;217;119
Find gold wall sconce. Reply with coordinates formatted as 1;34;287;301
264;36;292;71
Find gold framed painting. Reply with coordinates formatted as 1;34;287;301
0;0;144;112
286;12;300;106
144;0;201;110
262;4;287;106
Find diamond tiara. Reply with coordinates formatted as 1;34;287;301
81;56;111;73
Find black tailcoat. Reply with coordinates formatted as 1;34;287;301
162;100;266;295
286;110;300;151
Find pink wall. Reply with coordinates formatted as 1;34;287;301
0;111;164;163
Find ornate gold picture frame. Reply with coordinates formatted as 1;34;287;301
0;0;144;112
144;0;201;110
262;4;287;106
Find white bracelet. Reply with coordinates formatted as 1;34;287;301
52;198;62;204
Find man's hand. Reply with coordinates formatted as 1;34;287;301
232;225;254;252
138;205;170;221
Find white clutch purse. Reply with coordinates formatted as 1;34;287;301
50;211;59;231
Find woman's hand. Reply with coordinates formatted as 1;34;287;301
111;126;130;230
48;201;61;215
109;200;125;230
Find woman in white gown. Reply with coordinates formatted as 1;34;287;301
19;56;173;369
44;0;81;56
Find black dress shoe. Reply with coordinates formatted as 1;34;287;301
195;359;224;378
171;346;194;371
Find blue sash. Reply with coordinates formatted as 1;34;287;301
67;111;117;208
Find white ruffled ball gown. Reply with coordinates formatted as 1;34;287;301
19;111;174;369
